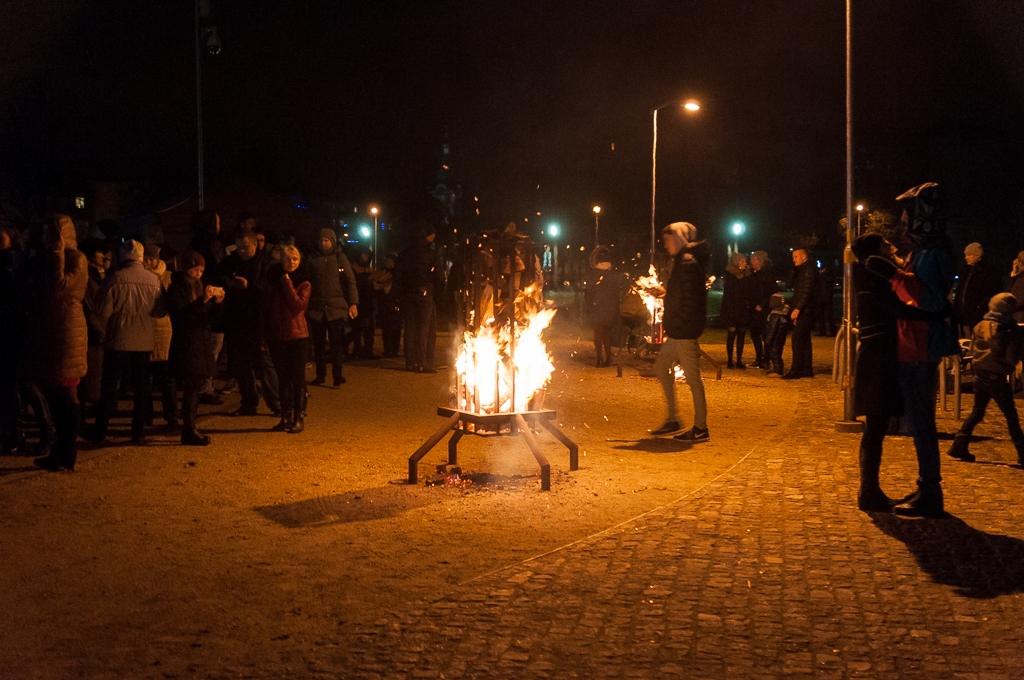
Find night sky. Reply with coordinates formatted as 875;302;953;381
2;0;1023;258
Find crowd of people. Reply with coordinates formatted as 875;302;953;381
0;211;446;471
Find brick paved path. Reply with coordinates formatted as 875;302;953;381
338;381;1024;679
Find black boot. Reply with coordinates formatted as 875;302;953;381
895;485;945;518
272;408;293;432
857;447;892;512
1014;438;1024;466
59;404;81;471
946;434;975;462
181;429;211;446
289;414;305;434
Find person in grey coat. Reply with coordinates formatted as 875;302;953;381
88;239;167;444
306;229;358;386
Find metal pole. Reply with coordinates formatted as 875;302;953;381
373;213;378;260
195;0;205;211
594;212;600;248
650;109;658;268
837;0;861;433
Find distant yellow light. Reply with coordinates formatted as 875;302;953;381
592;206;601;214
684;100;701;112
370;207;378;215
856;204;865;212
580;246;585;251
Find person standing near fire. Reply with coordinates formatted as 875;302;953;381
649;222;710;442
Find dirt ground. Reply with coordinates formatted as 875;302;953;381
0;324;836;678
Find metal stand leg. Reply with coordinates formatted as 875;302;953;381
408;413;461;484
516;414;550;491
540;419;579;471
448;429;463;465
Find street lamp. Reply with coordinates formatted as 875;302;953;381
194;0;221;211
730;221;745;254
855;203;865;236
651;98;701;266
370;206;379;260
592;206;601;247
548;223;560;286
359;225;372;239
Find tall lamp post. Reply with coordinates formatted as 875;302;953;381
548;223;560;286
370;206;379;260
195;0;221;211
855;203;865;236
836;0;861;433
592;206;601;247
651;98;701;266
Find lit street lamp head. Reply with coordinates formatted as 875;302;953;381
683;100;701;112
731;222;745;236
592;206;601;214
370;207;378;215
548;224;560;237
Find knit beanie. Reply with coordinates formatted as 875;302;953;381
964;242;983;258
663;222;697;246
143;241;161;260
181;250;205;271
989;292;1017;316
320;228;337;248
120;239;144;262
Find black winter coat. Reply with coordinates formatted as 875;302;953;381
748;262;778;312
395;242;445;303
168;273;222;379
954;258;1004;330
307;248;358;322
216;251;269;335
789;261;819;313
662;243;709;340
719;265;752;328
586;266;624;326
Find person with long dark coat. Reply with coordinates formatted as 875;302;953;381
852;233;941;512
720;252;752;369
747;251;777;369
167;251;224;445
585;246;624;367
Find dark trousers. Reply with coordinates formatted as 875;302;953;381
227;334;279;412
749;311;768;364
147;360;178;423
593;323;612;363
270;338;310;417
0;377;21;452
94;350;150;439
180;374;203;435
768;331;787;374
404;297;437;371
960;372;1024;443
348;304;376;358
382;315;402;357
790;309;816;375
726;328;747;363
816;298;837;335
898;361;942;490
308;315;346;383
40;383;80;469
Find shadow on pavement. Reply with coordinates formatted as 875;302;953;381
611;438;692;453
872;512;1024;598
255;485;436;529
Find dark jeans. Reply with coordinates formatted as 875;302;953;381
593;323;612;363
270;338;310;417
790;309;816;375
404;296;437;371
749;311;768;364
899;361;942;490
349;303;376;358
180;374;203;435
94;350;151;439
726;328;747;363
308;315;346;383
227;333;279;412
960;372;1024;442
381;315;402;357
40;383;80;468
147;360;178;423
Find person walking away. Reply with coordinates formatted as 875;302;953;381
167;252;224;445
1006;251;1024;324
764;293;790;376
306;228;358;386
585;246;624;367
783;248;819;379
88;239;166;445
27;215;89;470
143;242;177;426
649;222;710;441
265;246;312;433
815;265;838;336
219;230;279;415
946;293;1024;463
953;242;1003;337
747;251;777;369
187;210;226;405
720;252;752;369
886;182;960;517
349;249;377;359
851;234;940;512
372;253;402;358
396;223;445;373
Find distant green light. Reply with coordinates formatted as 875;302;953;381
359;225;371;238
731;222;745;236
548;224;560;237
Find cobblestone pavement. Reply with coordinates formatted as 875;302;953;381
336;380;1024;679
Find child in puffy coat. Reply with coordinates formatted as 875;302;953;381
764;293;790;376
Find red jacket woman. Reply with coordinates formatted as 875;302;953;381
264;246;312;433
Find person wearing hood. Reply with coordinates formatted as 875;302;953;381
883;182;960;517
265;245;312;433
650;222;711;442
747;251;777;369
585;246;624;367
946;293;1024;465
144;241;177;427
88;239;167;445
349;248;378;360
720;251;752;369
395;222;445;373
27;215;89;470
953;242;1004;337
306;228;358;386
371;252;403;358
